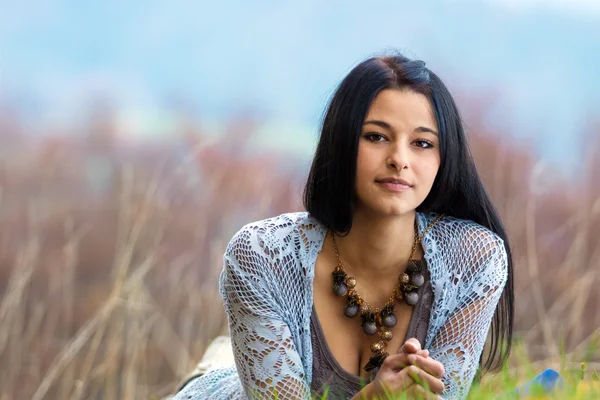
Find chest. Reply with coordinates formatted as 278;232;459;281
312;251;417;379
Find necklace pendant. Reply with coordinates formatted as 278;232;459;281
333;283;347;297
346;277;356;288
370;340;385;353
399;272;410;284
359;303;370;315
404;291;419;306
362;321;378;336
410;272;425;288
395;289;403;301
364;351;388;377
380;329;393;341
406;261;419;274
382;312;397;328
361;311;377;335
344;304;359;318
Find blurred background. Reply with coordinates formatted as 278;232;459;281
1;1;599;399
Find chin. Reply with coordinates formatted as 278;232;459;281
361;200;417;218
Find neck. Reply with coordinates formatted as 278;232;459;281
333;209;421;282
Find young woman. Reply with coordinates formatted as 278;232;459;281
172;53;513;400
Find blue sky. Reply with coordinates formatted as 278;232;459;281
1;0;599;168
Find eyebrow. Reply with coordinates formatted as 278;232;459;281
363;119;439;137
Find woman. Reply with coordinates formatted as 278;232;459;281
172;53;513;400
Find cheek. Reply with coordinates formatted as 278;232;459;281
420;158;441;187
356;147;376;179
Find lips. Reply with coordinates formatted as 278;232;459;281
376;178;412;192
376;178;412;187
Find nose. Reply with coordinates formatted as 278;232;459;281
387;143;409;171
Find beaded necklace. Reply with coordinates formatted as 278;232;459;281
330;214;444;379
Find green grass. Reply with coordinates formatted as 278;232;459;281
313;366;600;399
312;341;600;400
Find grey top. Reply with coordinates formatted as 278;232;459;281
310;261;434;400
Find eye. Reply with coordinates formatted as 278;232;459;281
364;133;387;142
413;139;434;149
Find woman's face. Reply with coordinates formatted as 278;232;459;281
355;88;441;217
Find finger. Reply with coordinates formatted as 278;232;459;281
376;367;415;395
396;346;427;358
382;352;428;373
382;352;413;371
398;338;422;355
407;354;445;379
406;365;445;395
403;338;422;353
407;365;445;395
410;384;444;400
382;351;432;373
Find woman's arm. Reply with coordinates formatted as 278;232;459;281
220;226;311;400
427;235;508;399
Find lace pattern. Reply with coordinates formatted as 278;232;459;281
173;212;508;400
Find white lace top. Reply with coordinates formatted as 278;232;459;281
173;211;508;400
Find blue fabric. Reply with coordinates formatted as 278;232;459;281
174;212;509;400
503;369;565;398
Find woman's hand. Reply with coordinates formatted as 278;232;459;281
353;339;445;400
400;338;445;390
398;337;428;358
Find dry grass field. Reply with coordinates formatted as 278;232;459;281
0;108;598;399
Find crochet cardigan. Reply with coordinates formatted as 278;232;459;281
173;211;508;400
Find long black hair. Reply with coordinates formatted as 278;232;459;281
303;53;514;374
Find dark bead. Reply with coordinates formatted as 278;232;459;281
405;291;419;306
382;313;397;328
344;304;359;318
333;283;347;297
410;273;425;288
332;270;347;282
363;321;378;336
406;262;418;274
